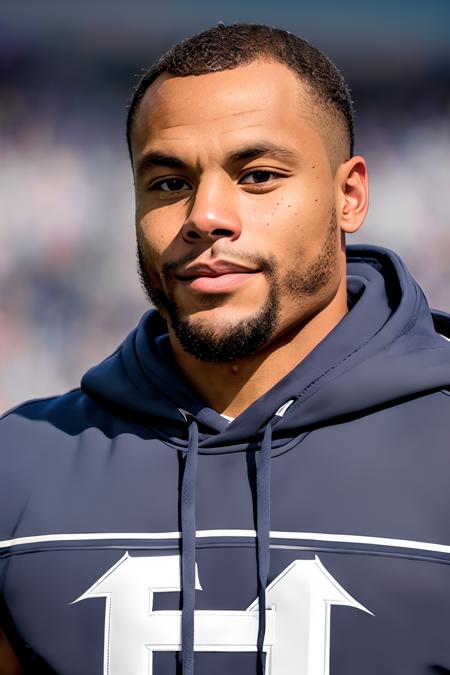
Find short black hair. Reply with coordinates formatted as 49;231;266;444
126;23;354;166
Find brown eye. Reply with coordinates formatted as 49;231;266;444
152;178;191;192
240;171;280;184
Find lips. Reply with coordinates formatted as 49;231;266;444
177;261;257;279
176;260;258;293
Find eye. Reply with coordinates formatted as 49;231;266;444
240;170;281;185
151;177;192;192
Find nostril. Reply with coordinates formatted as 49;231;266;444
211;228;234;237
185;230;202;240
181;220;240;243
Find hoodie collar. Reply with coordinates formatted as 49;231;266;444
81;245;450;451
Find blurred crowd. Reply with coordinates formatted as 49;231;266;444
1;80;449;412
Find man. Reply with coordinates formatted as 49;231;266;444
1;22;450;675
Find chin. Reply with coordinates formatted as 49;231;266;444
170;296;280;363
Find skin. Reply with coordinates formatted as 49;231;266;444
132;60;368;418
0;60;368;671
0;628;23;675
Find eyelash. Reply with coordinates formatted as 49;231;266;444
148;170;284;193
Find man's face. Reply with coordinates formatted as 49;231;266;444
132;60;344;362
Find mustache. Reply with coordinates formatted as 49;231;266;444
161;249;277;278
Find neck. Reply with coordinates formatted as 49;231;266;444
169;281;348;418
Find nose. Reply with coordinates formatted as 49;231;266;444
181;174;242;244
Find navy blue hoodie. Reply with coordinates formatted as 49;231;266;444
1;244;450;675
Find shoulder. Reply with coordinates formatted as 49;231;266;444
0;388;96;450
1;386;97;421
0;385;123;439
0;388;120;546
0;390;85;535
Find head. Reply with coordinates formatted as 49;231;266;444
128;23;368;362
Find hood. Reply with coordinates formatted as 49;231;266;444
80;243;450;675
81;244;450;450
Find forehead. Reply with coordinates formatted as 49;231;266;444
131;60;324;163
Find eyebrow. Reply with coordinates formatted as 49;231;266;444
229;142;300;165
135;142;300;177
136;152;187;176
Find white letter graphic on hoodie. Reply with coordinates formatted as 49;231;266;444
74;553;370;675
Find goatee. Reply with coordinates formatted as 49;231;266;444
137;246;280;362
136;209;338;363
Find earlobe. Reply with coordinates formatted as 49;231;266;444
336;156;369;234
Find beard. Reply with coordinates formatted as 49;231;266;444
137;246;280;362
136;209;338;363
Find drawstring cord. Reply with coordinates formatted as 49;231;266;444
256;422;273;674
178;407;285;675
181;419;199;675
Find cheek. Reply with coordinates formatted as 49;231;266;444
137;212;175;259
261;202;332;254
135;226;164;285
250;179;334;234
291;179;335;225
136;188;186;245
265;202;337;281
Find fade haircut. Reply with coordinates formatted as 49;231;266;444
126;23;354;171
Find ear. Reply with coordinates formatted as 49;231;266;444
335;156;368;234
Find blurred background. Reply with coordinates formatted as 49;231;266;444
1;0;449;412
